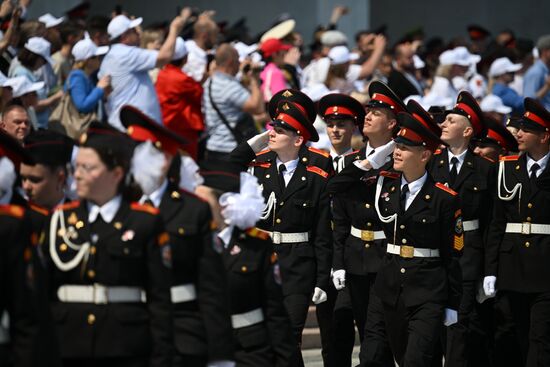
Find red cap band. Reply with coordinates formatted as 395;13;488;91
276;113;311;142
412;113;432;132
397;127;438;151
524;111;548;129
324;105;356;117
455;102;481;134
371;93;404;113
127;125;180;155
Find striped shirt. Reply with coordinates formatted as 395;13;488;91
202;72;250;153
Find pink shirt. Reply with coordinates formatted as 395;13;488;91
260;62;288;101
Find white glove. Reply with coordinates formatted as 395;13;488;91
483;276;497;297
312;287;328;305
207;361;236;367
332;269;346;290
476;280;490;303
443;308;458;326
246;130;270;153
368;140;395;169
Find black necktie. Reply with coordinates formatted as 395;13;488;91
530;163;540;183
333;156;342;172
278;164;287;189
400;184;409;210
449;157;459;186
144;198;155;207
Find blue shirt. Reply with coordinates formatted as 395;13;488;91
523;59;550;110
65;70;104;114
492;82;524;115
98;43;160;131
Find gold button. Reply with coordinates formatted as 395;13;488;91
59;243;68;252
364;244;370;249
114;222;122;229
400;268;406;274
178;228;185;235
301;176;306;181
123;247;130;255
302;203;307;207
402;238;407;244
400;225;405;229
425;195;431;200
276;218;281;224
302;157;308;162
266;174;271;178
87;270;95;279
280;201;284;206
87;313;96;325
473;187;478;191
365;203;371;209
528;203;533;209
515;165;520;170
89;246;97;255
75;221;84;229
527;217;532;222
367;222;372;227
422;219;426;223
525;242;530;248
241;266;248;272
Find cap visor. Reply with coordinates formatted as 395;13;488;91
94;46;109;57
129;17;143;30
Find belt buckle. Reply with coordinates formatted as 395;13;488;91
271;232;282;244
521;222;531;235
400;245;414;258
93;283;108;304
361;230;374;241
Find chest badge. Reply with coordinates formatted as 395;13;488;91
230;244;241;256
121;230;135;242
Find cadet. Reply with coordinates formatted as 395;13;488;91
121;105;234;367
230;100;332;366
485;98;550;367
46;122;173;366
201;160;297;367
471;114;519;162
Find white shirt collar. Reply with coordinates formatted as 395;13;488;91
87;195;122;223
365;142;376;157
447;149;468;171
330;147;353;159
400;172;428;210
276;157;299;173
139;179;168;208
527;152;550;177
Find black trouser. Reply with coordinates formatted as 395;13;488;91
315;283;355;367
507;290;550;367
173;354;208;367
283;294;311;367
383;298;444;367
348;273;375;341
493;292;522;367
445;280;476;367
62;357;148;367
359;292;395;367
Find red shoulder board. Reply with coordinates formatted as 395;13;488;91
29;203;49;216
380;171;399;179
500;155;519;162
435;182;458;196
256;149;271;156
434;149;442;155
57;200;80;211
480;155;495;163
307;166;329;178
246;227;271;241
131;202;160;215
0;204;25;219
249;161;271;169
344;149;360;157
308;146;330;158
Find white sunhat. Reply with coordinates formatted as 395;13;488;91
328;46;359;65
233;41;257;62
24;37;54;66
488;57;522;77
107;15;143;40
480;94;512;114
439;46;481;67
38;13;65;28
321;30;348;47
172;37;188;60
72;38;109;61
5;76;45;98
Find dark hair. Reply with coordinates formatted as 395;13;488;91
2;101;26;117
58;21;84;44
18;48;44;70
87;16;109;37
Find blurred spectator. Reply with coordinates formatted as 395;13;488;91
8;76;44;128
183;12;218;83
38;13;64;53
98;11;187;131
523;34;550;110
488;57;524;114
0;103;31;144
259;38;291;101
325;46;358;94
86;16;110;47
156;37;204;160
140;27;165;83
51;21;84;88
480;94;512;123
372;51;392;83
388;42;423;99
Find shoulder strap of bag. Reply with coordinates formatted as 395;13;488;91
208;78;240;141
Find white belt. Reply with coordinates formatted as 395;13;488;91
269;231;309;245
505;222;550;235
350;226;386;241
231;308;264;329
57;284;146;304
170;284;197;303
463;219;479;232
387;243;440;258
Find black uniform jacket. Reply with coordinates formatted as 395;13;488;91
428;148;496;281
159;184;233;361
46;199;173;366
230;143;333;296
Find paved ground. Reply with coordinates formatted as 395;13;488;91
303;347;360;366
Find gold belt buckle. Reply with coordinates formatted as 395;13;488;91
400;245;414;258
361;230;374;241
521;222;531;235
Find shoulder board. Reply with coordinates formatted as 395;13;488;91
0;204;25;219
306;165;329;178
480;155;495;163
380;171;399;179
308;146;330;158
130;202;160;215
245;227;271;241
178;188;208;203
249;161;271;168
57;200;80;211
255;149;271;156
29;203;49;216
344;149;360;157
434;149;442;155
500;155;519;162
435;182;458;196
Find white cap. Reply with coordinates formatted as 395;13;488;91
72;38;109;61
38;13;64;28
480;94;512;114
24;37;54;66
233;41;257;62
413;54;425;69
488;57;522;77
172;37;188;60
439;46;481;66
108;15;143;40
321;30;348;47
328;46;359;65
5;76;45;98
